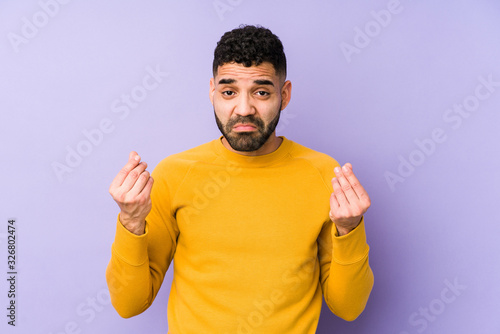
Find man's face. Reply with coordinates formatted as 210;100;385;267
210;62;291;152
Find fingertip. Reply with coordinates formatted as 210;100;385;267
342;163;351;174
128;151;140;163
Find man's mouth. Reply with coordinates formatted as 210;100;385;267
233;123;257;132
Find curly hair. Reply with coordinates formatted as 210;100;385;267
212;24;287;79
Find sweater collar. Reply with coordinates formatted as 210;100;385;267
212;135;293;167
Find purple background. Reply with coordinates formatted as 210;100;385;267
1;1;499;333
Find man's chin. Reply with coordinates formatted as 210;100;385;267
225;132;264;152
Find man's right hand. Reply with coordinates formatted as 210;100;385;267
109;151;154;235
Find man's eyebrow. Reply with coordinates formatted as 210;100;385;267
254;79;274;86
217;78;275;86
218;78;236;85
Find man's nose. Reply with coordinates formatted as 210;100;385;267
234;94;256;116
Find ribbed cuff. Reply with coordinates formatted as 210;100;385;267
111;215;149;266
331;217;370;265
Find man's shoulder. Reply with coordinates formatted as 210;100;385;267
153;139;217;174
286;139;340;185
287;138;340;169
169;140;216;161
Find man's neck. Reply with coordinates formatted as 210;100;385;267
221;134;283;156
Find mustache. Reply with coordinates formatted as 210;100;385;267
226;115;264;129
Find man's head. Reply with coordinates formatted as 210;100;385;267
212;25;287;81
210;25;291;154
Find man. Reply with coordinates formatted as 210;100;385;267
106;25;374;333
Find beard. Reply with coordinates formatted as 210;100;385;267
214;103;282;152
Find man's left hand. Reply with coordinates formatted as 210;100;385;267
329;163;371;236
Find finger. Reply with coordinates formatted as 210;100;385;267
140;176;154;198
110;151;141;189
342;164;370;205
334;166;358;204
120;161;148;192
331;175;349;207
135;177;154;208
128;170;151;197
329;192;339;210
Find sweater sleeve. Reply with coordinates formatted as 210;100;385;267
317;216;374;321
105;163;178;318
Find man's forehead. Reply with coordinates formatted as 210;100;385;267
215;62;278;82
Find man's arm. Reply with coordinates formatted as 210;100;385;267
106;151;176;318
318;163;374;321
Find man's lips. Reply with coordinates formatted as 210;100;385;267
233;123;257;132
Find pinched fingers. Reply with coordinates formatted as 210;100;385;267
120;161;148;192
110;151;141;190
109;152;152;205
341;164;371;209
330;163;371;216
108;152;154;235
334;165;359;203
331;172;348;207
330;177;358;222
128;169;153;198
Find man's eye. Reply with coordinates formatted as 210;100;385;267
222;91;235;96
256;91;269;96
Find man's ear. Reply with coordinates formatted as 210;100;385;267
280;80;292;110
209;78;215;105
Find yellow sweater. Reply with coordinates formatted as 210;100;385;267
106;136;374;333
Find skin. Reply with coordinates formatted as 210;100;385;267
330;163;371;235
109;62;370;236
109;151;153;235
210;62;291;156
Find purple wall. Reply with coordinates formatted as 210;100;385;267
1;0;499;333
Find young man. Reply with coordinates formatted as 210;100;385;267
106;25;374;333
